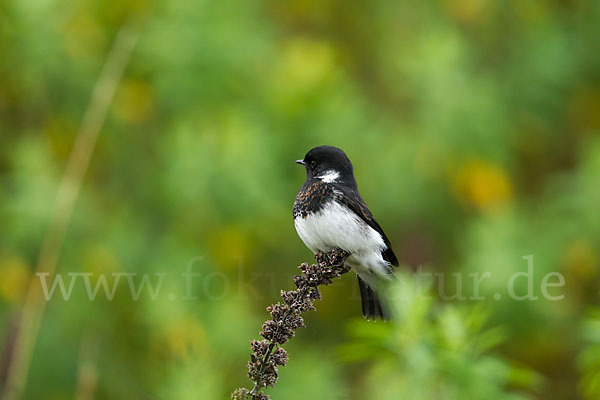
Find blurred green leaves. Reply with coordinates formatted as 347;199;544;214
1;0;599;398
340;275;540;400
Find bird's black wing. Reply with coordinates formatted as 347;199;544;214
338;188;398;267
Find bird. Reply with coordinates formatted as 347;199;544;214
293;145;398;320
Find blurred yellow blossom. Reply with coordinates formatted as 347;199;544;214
563;239;598;283
0;254;30;303
162;315;208;360
271;37;337;99
81;244;120;275
112;79;154;124
439;0;491;26
62;13;106;59
452;160;513;212
570;88;600;135
512;0;548;24
209;225;254;271
43;116;78;161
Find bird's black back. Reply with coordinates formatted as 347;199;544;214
332;182;398;267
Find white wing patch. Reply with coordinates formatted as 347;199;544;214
316;170;340;183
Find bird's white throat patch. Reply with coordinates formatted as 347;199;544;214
316;169;340;183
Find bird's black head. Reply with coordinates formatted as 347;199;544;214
296;145;355;185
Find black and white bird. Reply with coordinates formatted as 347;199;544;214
293;145;398;320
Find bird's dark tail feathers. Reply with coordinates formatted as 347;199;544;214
357;275;391;321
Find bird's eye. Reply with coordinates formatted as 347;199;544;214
310;161;317;168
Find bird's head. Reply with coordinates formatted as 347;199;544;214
296;145;355;184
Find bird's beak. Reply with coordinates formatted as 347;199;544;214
296;159;306;165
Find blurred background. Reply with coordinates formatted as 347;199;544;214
1;0;600;399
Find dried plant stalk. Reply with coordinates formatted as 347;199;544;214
232;249;350;400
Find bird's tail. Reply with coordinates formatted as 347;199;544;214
357;275;391;321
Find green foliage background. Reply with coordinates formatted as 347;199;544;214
1;0;599;399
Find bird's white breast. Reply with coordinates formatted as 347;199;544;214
294;200;390;279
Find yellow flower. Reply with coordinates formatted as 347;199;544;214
112;79;154;124
452;160;513;212
164;316;207;360
563;239;598;282
271;38;337;99
439;0;491;26
209;225;254;271
0;254;30;303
